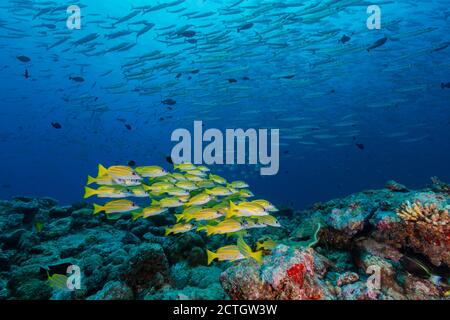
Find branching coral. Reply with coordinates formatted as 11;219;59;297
396;201;449;234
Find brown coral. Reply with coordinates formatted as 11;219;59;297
396;201;449;234
395;201;450;266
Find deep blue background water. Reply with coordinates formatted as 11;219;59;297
0;0;449;209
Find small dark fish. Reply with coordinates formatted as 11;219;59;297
51;122;62;129
339;34;351;44
39;262;73;279
116;118;127;123
128;160;136;167
228;78;237;83
330;89;335;94
176;73;182;79
186;38;197;44
400;256;432;279
159;117;165;121
17;55;31;63
237;23;253;32
441;82;450;89
161;98;176;105
179;30;196;38
355;143;365;150
432;42;450;53
367;37;388;52
242;76;250;80
165;155;174;165
125;124;132;130
69;76;84;82
24;69;29;79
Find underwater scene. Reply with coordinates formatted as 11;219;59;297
0;0;449;301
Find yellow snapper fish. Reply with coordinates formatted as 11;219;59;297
205;186;234;196
197;165;210;172
197;219;243;236
185;169;207;177
156;175;177;183
256;238;278;251
224;190;254;201
206;237;262;265
250;215;281;227
251;200;278;212
131;206;168;220
171;172;187;181
209;173;227;185
212;202;229;215
175;180;198;191
47;272;70;291
184;173;205;182
165;223;194;236
135;166;167;178
175;208;223;223
152;197;186;208
228;180;249;189
206;245;245;265
84;186;130;199
226;201;268;218
174;163;196;171
142;182;173;193
98;164;142;181
87;174;116;186
93;200;140;215
196;180;216;189
185;192;213;206
165;186;190;197
127;185;149;198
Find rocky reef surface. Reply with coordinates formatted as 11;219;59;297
0;179;449;300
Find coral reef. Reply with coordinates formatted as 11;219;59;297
0;179;449;300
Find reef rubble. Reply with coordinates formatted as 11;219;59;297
0;179;448;300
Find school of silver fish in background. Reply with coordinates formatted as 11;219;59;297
85;163;282;264
2;0;449;164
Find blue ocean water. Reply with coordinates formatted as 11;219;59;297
0;0;449;209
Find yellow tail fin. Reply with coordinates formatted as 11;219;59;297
205;225;215;236
237;237;263;264
131;211;143;221
84;186;97;199
197;225;214;236
97;164;108;177
206;249;217;265
93;203;103;215
87;175;96;185
226;200;238;218
174;214;184;223
256;242;263;251
251;250;263;264
165;228;172;236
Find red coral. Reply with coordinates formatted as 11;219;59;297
286;263;306;288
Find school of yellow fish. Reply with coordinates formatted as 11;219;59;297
84;163;282;264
